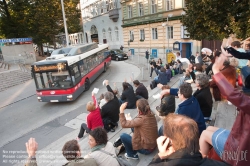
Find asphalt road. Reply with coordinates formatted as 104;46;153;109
0;61;140;165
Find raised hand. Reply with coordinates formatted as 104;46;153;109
120;102;128;113
26;138;38;158
157;136;174;159
212;51;228;75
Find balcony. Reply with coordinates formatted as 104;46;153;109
109;9;119;22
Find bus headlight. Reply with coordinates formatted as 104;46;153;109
37;97;41;100
67;95;73;99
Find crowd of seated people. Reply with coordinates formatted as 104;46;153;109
24;42;250;166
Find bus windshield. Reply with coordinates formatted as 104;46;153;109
34;71;73;89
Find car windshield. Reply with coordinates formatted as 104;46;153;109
114;50;123;54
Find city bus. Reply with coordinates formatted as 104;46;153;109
31;43;110;102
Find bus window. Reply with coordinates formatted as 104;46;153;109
34;71;71;89
79;60;88;77
83;59;89;74
70;64;81;84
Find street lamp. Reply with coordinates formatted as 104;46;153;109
61;0;69;47
162;13;173;64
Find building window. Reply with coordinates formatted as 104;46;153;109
140;29;145;40
129;31;134;41
113;0;118;8
108;28;112;41
151;0;157;14
152;28;158;39
115;27;119;41
167;26;173;39
100;1;104;13
166;0;174;10
128;5;132;18
181;25;189;38
183;0;186;8
138;3;144;16
85;33;88;43
106;1;109;12
102;29;106;39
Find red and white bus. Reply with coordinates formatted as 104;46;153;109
31;43;111;102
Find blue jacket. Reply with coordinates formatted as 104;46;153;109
155;68;169;85
166;69;171;82
170;88;206;135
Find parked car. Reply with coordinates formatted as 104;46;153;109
110;49;128;61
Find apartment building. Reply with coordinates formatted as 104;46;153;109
121;0;202;61
80;0;124;49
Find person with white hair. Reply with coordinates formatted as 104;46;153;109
201;48;212;55
201;48;213;63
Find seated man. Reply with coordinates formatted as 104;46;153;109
101;91;120;132
133;80;148;99
25;138;97;166
149;114;230;166
159;83;206;135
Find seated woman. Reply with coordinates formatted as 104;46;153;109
156;85;175;116
152;66;168;85
176;59;183;74
77;92;104;140
156;85;176;136
150;67;168;89
119;82;137;109
187;63;196;82
178;69;192;87
156;58;163;69
84;128;119;166
119;99;158;159
101;91;120;132
165;64;171;82
193;73;213;120
194;63;203;75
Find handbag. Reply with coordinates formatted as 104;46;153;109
99;149;132;166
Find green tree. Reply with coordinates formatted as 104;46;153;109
182;0;250;40
0;0;81;52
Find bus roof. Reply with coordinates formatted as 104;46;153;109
33;43;109;66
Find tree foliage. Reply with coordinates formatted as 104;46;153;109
182;0;250;40
0;0;81;45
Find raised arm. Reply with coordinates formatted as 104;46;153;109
169;88;179;96
226;47;250;60
119;103;143;128
25;138;38;166
213;49;250;114
91;93;98;108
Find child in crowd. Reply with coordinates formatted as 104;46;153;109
99;93;106;108
77;92;104;140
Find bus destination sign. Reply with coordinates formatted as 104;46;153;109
34;63;66;72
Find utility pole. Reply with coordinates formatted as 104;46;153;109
61;0;69;47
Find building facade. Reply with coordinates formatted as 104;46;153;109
121;0;202;61
80;0;124;49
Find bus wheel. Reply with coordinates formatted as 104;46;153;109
84;79;90;91
103;64;107;73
